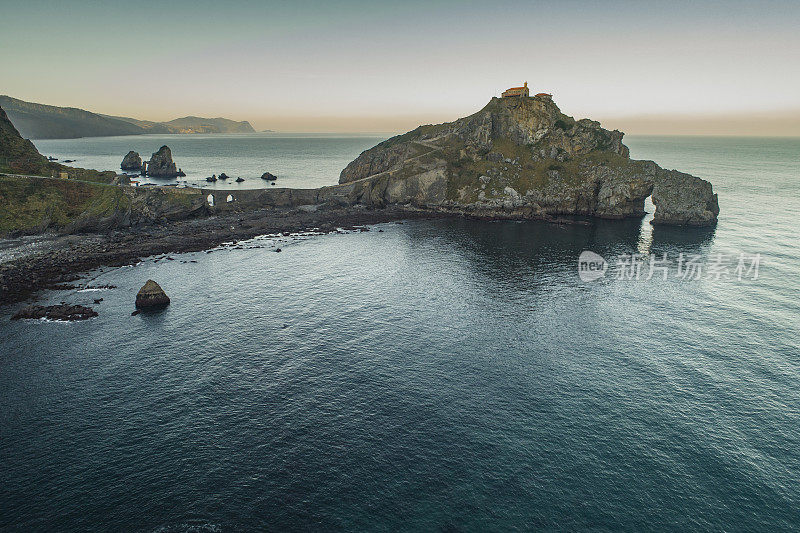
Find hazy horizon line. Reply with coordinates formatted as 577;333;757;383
5;93;800;137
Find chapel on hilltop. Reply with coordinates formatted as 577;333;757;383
501;82;553;100
502;82;529;98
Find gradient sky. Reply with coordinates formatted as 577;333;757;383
2;0;799;133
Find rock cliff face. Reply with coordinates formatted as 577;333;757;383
146;146;178;178
0;105;50;175
339;96;718;226
121;151;142;171
1;104;129;184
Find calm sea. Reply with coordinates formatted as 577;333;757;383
33;133;389;189
1;135;799;531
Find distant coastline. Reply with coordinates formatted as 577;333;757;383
0;95;257;140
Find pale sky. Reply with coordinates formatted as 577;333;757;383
2;0;799;134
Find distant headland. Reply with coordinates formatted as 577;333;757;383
0;95;257;140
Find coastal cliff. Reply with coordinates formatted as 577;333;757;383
339;96;719;226
0;105;118;183
0;105;51;175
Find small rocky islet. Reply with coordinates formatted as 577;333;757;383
120;146;182;178
145;145;179;178
135;279;170;310
121;150;142;171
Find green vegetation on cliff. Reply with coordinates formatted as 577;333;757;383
0;105;50;175
0;175;128;234
1;103;120;183
0;104;206;235
0;174;206;236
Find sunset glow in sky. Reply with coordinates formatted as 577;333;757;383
2;0;799;134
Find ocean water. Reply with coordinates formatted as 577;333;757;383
33;133;388;189
1;136;800;531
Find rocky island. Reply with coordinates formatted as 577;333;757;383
337;94;719;226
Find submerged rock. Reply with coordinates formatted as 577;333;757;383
135;279;170;309
12;303;98;321
121;150;142;171
145;146;178;178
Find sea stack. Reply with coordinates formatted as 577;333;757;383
120;151;142;171
145;146;178;178
135;280;170;309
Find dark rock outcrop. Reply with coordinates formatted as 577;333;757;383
12;303;98;321
0;105;50;175
219;173;230;180
235;177;245;183
135;279;170;309
121;151;142;171
338;95;718;226
145;146;178;178
261;172;277;180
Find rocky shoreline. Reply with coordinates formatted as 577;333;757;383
0;205;442;307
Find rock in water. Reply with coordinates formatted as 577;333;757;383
218;173;230;180
337;94;719;226
135;279;170;309
145;146;178;178
12;303;98;321
260;172;277;180
235;177;245;183
121;150;142;171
